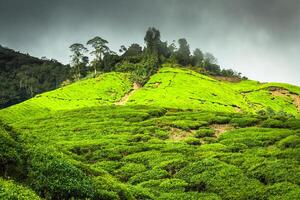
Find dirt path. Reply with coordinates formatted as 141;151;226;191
115;82;141;105
271;89;300;112
210;124;234;138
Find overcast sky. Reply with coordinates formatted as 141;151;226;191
0;0;299;85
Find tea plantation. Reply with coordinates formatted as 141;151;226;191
0;66;299;199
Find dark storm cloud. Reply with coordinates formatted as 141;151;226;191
0;0;299;85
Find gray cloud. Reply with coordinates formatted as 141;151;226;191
0;0;299;85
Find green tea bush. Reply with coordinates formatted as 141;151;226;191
225;142;248;153
261;119;286;128
184;137;201;145
211;116;231;124
171;120;208;131
0;178;41;200
129;169;169;184
189;165;264;199
114;163;147;182
158;192;221;200
27;146;94;199
230;117;259;127
92;175;142;200
264;182;300;200
159;179;188;192
245;159;300;185
284;118;300;129
194;128;215;138
0;125;21;178
156;158;188;176
277;135;300;149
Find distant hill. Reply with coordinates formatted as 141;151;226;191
0;45;70;108
1;64;299;123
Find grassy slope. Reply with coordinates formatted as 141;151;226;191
1;66;300;199
1;105;300;199
0;72;132;122
1;66;299;123
127;66;300;116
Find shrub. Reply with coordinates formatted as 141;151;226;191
114;163;147;181
211;116;230;124
0;126;21;178
264;182;300;200
277;135;300;149
194;128;215;138
171;120;208;131
159;179;188;192
129;168;169;184
157;159;188;176
27;146;94;199
230;117;259;127
0;178;41;200
245;159;300;185
284;118;300;129
225;142;248;153
261;119;286;128
158;192;221;200
184;137;201;145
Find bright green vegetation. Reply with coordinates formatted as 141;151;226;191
0;66;299;199
128;66;300;116
0;105;299;199
1;72;132;122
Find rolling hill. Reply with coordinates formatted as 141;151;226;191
0;65;300;199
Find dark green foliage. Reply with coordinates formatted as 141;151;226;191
277;135;300;149
184;137;201;145
0;46;69;108
0;125;20;178
230;117;259;127
27;146;94;199
261;118;286;128
176;38;191;66
264;182;300;200
244;159;300;185
195;128;215;138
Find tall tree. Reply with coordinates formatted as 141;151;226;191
69;43;88;80
144;27;161;56
191;48;204;67
176;38;191;66
123;43;143;57
87;36;110;75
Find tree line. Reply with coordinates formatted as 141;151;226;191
69;27;246;84
0;45;69;108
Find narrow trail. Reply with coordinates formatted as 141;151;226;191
115;83;141;105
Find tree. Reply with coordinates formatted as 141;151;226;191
176;38;191;66
191;48;204;67
204;52;217;65
123;43;143;57
144;27;161;56
69;43;88;80
87;36;110;75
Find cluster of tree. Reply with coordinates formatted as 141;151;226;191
0;45;70;108
69;27;245;84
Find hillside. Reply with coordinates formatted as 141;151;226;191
0;66;300;199
0;45;69;108
2;65;299;123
